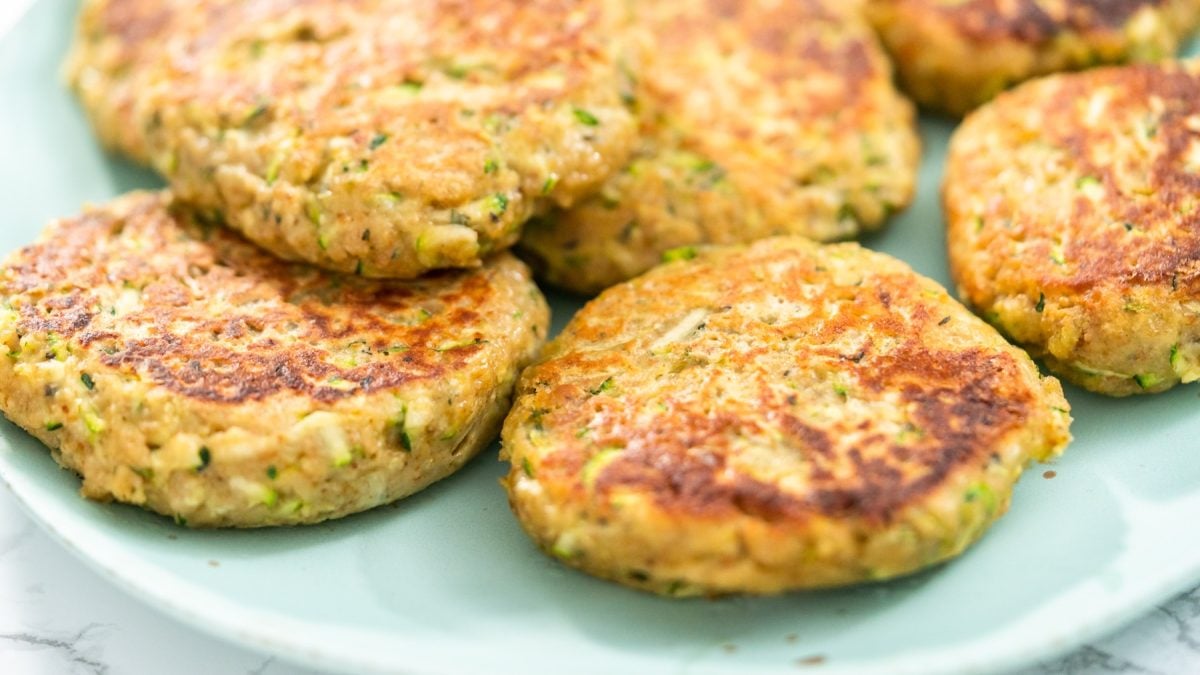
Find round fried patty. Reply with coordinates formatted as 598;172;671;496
502;238;1071;596
946;61;1200;396
517;0;919;294
0;192;549;527
866;0;1200;116
66;0;637;278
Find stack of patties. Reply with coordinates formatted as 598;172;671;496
2;0;1077;598
0;0;648;526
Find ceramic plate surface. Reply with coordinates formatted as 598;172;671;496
1;2;1198;674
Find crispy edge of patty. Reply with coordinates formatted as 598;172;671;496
944;61;1200;395
866;0;1200;115
517;0;919;294
65;0;638;279
0;191;550;527
502;237;1070;595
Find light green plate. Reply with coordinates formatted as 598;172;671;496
1;2;1198;673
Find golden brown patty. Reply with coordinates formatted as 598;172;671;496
502;238;1070;596
517;0;920;294
945;60;1200;396
0;192;549;527
866;0;1200;116
66;0;636;278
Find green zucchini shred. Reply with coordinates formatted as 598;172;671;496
196;446;212;472
572;108;600;126
661;246;697;263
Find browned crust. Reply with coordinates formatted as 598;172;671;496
511;239;1056;525
1036;65;1200;291
947;61;1200;297
866;0;1200;116
895;0;1168;44
943;61;1200;394
3;192;522;406
585;347;1027;524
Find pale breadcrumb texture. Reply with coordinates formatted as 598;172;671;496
502;238;1070;596
945;61;1200;396
66;0;637;278
517;0;919;294
867;0;1200;116
0;192;549;527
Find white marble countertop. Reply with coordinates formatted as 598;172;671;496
1;1;1199;673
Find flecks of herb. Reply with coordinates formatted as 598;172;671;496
661;246;696;263
489;194;509;220
243;101;270;126
572;108;599;126
588;377;614;396
386;414;412;453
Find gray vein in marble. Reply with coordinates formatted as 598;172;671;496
1158;587;1200;656
1022;644;1163;675
248;656;276;675
0;623;110;675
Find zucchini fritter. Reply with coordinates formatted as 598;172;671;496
502;238;1070;596
67;0;637;278
867;0;1200;115
518;0;919;294
945;60;1200;395
0;192;549;527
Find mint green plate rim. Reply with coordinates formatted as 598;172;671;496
1;2;1199;674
